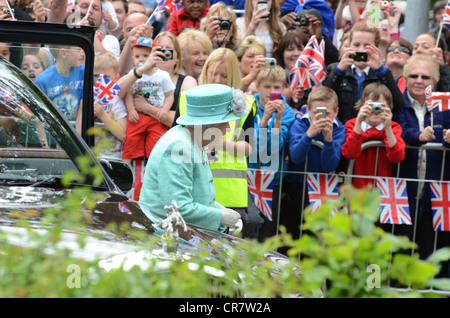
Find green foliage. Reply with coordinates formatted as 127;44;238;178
1;130;450;297
285;185;450;297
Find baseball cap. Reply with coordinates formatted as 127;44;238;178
132;37;156;49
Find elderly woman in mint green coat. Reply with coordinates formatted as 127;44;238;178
139;84;248;233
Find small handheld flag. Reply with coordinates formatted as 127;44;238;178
94;74;121;105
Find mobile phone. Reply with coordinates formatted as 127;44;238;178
316;107;327;120
350;52;368;62
257;0;269;18
270;92;282;101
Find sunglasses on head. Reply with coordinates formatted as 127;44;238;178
387;45;411;55
407;74;432;80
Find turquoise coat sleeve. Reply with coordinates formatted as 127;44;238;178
139;126;226;232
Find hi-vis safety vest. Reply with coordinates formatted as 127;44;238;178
178;92;256;208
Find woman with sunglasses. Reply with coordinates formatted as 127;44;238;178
392;54;450;272
385;38;413;93
412;32;450;93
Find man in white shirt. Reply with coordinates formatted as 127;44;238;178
75;0;121;57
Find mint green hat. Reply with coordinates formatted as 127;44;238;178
176;84;248;126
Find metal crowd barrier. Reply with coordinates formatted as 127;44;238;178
272;140;450;296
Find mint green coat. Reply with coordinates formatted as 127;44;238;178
139;125;226;232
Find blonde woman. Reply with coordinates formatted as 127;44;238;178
154;31;197;127
177;29;213;80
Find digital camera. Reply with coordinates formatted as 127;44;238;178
263;57;276;68
350;52;368;62
296;12;309;26
2;8;14;17
379;1;393;11
157;48;173;61
214;17;231;30
368;102;384;113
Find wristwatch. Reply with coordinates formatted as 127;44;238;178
133;68;142;79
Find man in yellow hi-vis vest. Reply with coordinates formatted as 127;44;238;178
178;92;264;237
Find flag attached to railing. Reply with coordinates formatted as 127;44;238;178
306;173;339;215
376;177;411;225
430;180;450;231
247;169;274;221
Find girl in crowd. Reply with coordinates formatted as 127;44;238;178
153;31;197;127
234;35;266;92
236;0;286;57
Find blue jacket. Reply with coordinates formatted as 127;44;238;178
248;94;295;186
393;90;450;181
287;112;346;183
393;90;450;217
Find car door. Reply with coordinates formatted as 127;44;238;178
0;20;96;146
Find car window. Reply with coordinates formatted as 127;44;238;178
0;43;87;186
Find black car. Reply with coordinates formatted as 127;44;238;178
0;22;295;293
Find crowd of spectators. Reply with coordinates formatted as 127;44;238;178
1;0;450;265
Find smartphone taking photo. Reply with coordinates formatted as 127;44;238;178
257;0;269;18
316;107;327;120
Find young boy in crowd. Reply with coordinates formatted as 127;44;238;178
93;52;128;160
249;65;294;242
341;82;405;189
35;45;85;134
323;20;404;124
122;37;175;165
284;86;346;240
166;0;209;36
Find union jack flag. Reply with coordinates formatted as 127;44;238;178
118;202;132;214
425;85;433;107
157;0;181;14
94;75;121;105
427;92;450;113
0;86;18;103
442;0;450;31
289;35;326;90
376;177;411;225
306;173;339;215
430;181;450;231
125;159;147;201
247;169;274;221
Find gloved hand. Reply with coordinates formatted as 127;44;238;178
220;208;242;229
229;219;243;235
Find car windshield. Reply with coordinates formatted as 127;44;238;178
0;43;97;188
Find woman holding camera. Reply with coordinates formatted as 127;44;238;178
153;31;198;127
200;2;241;51
236;0;286;57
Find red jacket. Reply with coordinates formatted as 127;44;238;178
166;7;209;36
342;119;405;189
